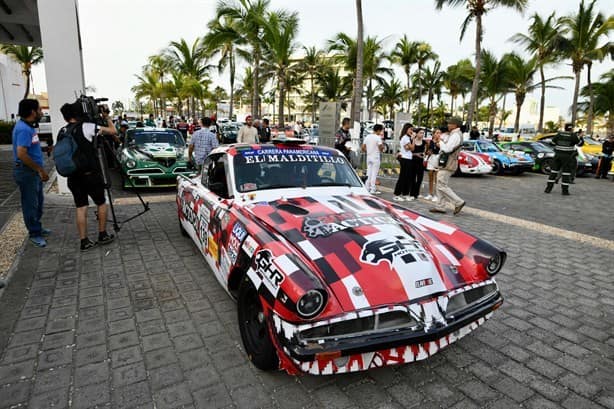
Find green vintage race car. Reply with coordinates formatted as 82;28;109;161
119;128;197;188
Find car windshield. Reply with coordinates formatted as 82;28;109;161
530;143;552;153
128;130;185;146
477;141;500;152
233;147;363;192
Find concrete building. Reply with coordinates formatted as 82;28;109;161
0;54;26;121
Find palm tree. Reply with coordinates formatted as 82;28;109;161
558;0;613;130
147;54;174;118
132;69;162;115
203;15;246;121
374;78;405;118
299;46;323;123
261;10;299;126
316;65;352;102
579;70;614;134
389;35;420;111
443;59;474;115
353;0;364;124
0;45;44;99
414;42;438;126
217;0;271;118
112;101;125;115
480;50;510;137
511;12;565;132
434;0;528;126
419;60;445;127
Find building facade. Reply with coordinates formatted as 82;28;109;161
0;54;26;121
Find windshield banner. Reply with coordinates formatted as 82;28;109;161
240;148;345;164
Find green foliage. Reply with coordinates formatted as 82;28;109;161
0;120;15;144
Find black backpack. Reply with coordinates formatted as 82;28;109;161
53;123;98;176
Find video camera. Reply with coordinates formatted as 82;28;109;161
74;94;109;126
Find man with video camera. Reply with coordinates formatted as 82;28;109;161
59;101;118;251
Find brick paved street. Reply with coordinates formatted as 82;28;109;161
0;172;613;408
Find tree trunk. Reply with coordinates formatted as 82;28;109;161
538;64;546;133
488;100;496;138
467;14;483;126
311;74;316;123
229;49;235;121
450;93;455;114
514;94;524;133
426;90;433;127
417;64;423;126
352;0;364;124
278;76;285;127
571;65;582;127
252;48;260;117
367;78;373;120
586;62;594;135
499;94;506;130
23;70;31;99
461;94;467;122
406;67;411;112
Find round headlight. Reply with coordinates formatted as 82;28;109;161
486;252;506;275
126;159;136;169
297;290;326;318
537;153;545;158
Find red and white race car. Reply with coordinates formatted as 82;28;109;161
177;138;506;375
456;151;493;175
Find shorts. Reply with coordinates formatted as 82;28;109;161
426;154;440;171
67;172;106;208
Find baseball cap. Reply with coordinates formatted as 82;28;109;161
447;117;462;126
245;115;253;121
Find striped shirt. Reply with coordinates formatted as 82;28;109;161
190;128;219;165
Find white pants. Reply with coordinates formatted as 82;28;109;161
435;170;463;209
365;158;380;192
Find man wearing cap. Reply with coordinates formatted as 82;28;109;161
238;115;258;144
430;117;465;215
118;120;129;145
545;123;581;195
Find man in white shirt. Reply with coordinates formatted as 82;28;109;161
237;115;258;144
361;124;385;194
430;117;465;215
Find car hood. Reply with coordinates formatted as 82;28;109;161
242;194;476;312
135;143;182;158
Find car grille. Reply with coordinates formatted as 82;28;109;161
445;283;498;320
155;158;176;167
127;168;164;175
298;310;421;343
173;167;190;174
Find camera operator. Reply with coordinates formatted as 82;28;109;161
60;101;118;251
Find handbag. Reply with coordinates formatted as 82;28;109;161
438;152;449;167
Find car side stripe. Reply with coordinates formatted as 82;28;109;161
415;217;456;235
434;244;461;266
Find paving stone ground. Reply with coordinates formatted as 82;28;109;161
0;172;613;408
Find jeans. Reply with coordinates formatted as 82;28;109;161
13;166;44;237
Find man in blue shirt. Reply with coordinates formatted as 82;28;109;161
188;117;219;171
12;99;49;247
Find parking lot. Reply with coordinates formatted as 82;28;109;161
0;168;613;408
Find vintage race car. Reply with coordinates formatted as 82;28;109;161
177;139;506;375
462;140;534;175
456;151;492;175
119;128;196;188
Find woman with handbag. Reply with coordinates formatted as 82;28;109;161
393;123;414;201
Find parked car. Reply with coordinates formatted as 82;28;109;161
456;151;493;175
177;138;506;375
498;141;555;174
37;114;53;154
221;123;239;144
119;128;196;188
531;139;593;176
461;140;534;175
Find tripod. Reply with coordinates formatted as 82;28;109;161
94;134;150;232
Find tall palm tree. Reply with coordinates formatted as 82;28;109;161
414;42;438;126
203;15;246;121
132;69;162;115
299;46;323;123
147;54;174;118
480;50;510;137
559;0;613;130
389;35;420;111
352;0;364;124
434;0;528;126
1;45;44;99
510;12;565;132
419;60;445;127
261;10;299;126
217;0;271;118
443;59;474;115
374;78;405;118
316;65;352;102
579;70;613;133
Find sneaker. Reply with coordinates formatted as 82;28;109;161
372;190;382;195
405;196;415;202
424;194;432;200
429;208;446;214
431;196;439;202
80;238;96;251
29;236;47;247
453;201;466;215
41;228;52;237
393;196;405;202
98;231;115;245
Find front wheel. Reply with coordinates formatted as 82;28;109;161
238;277;278;370
490;159;503;175
541;159;553;175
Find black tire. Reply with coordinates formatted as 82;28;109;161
541;159;553;175
490;159;503;175
179;217;189;237
238;277;278;370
